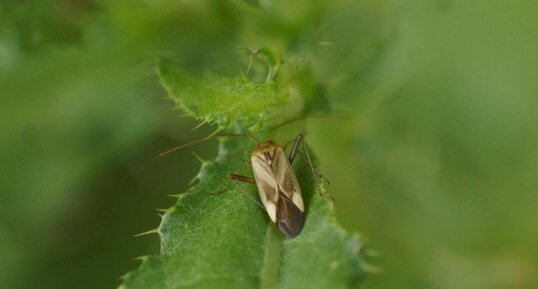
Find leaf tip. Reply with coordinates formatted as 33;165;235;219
133;228;160;237
190;120;209;131
118;272;131;282
190;151;208;165
133;255;150;262
155;207;174;214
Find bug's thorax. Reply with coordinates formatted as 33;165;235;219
251;140;279;164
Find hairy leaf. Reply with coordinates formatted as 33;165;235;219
157;58;301;131
120;136;368;289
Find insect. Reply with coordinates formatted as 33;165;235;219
160;132;308;238
228;134;305;238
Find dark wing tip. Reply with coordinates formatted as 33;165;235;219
276;194;305;238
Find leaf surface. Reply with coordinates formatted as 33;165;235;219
120;136;367;289
157;58;301;131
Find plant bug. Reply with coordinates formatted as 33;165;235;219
228;134;306;238
161;131;308;238
160;115;341;237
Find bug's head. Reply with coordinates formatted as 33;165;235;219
255;140;275;150
252;140;278;163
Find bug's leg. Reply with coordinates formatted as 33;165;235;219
286;134;331;197
228;174;256;184
317;172;330;186
298;138;334;200
282;132;306;151
226;174;266;209
211;161;252;195
288;134;304;164
294;149;330;185
212;183;229;196
285;133;329;185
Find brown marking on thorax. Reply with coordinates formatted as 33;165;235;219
252;140;280;165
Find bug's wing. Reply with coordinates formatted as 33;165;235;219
273;147;304;212
251;156;279;223
275;193;304;237
252;146;305;237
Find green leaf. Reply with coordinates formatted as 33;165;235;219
120;136;368;289
157;58;302;131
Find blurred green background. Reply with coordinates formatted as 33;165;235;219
1;1;537;289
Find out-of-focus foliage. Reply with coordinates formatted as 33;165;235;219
1;0;537;289
308;1;538;289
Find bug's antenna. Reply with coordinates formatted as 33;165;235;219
245;133;259;145
300;138;330;198
268;114;350;136
229;180;265;210
159;133;245;157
